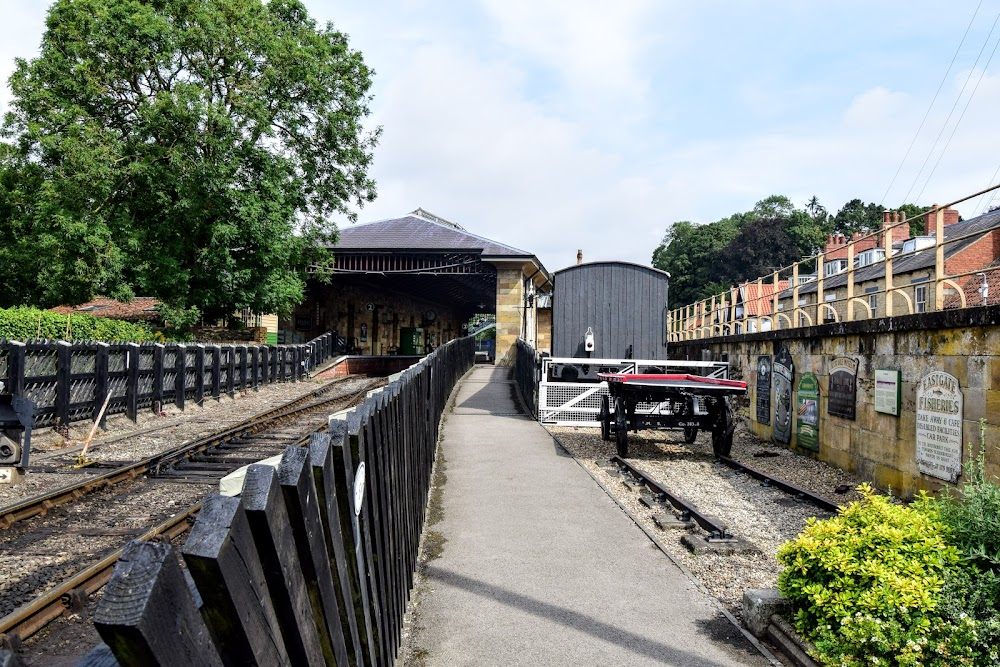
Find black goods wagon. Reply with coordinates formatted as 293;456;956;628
551;261;669;359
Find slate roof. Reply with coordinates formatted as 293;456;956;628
788;208;1000;297
330;211;533;257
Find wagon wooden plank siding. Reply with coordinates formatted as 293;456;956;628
86;336;475;667
552;261;670;360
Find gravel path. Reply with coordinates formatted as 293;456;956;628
548;421;864;619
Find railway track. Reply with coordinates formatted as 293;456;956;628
0;376;380;649
608;444;842;544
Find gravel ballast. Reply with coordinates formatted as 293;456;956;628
547;421;864;619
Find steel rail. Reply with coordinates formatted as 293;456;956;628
716;456;841;512
0;503;202;649
610;455;733;540
0;378;364;530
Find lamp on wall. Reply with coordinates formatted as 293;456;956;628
524;288;535;307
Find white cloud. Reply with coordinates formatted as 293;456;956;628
843;86;909;128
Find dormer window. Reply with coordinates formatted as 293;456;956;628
824;259;848;276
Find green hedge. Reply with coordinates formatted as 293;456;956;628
0;306;162;342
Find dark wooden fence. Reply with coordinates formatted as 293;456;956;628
75;335;475;667
0;333;335;429
515;338;539;418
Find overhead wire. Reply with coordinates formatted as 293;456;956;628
900;6;1000;204
915;24;1000;204
880;0;983;206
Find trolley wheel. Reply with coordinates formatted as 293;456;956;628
711;399;735;458
600;395;611;441
614;397;629;457
684;427;698;444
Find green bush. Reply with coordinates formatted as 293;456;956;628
0;306;161;342
930;419;1000;665
777;484;973;666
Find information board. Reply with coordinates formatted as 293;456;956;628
828;357;859;420
796;372;820;451
874;369;901;416
756;356;772;425
773;346;794;444
915;371;963;483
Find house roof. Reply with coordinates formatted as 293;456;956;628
330;210;533;258
788;208;1000;297
50;297;162;322
738;280;790;316
943;259;1000;309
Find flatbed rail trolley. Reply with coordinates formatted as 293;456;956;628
598;373;748;458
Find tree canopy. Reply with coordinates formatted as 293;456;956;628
0;0;379;322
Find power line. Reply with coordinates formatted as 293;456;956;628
915;26;1000;204
974;163;1000;215
901;7;1000;204
880;0;983;206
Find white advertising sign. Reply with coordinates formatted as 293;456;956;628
915;371;963;483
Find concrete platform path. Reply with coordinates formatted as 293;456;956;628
408;366;772;666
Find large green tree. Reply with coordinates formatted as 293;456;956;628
1;0;379;321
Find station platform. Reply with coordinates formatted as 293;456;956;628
409;366;773;666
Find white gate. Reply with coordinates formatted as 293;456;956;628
538;357;730;427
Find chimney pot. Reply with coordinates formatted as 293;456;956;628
577;249;583;265
883;211;890;224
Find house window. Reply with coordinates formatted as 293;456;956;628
915;285;927;313
868;293;878;316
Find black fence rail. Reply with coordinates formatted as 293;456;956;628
0;332;335;429
78;335;475;667
515;338;540;418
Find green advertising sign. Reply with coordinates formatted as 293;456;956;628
796;372;820;451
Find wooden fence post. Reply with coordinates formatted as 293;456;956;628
93;343;109;428
238;346;248;393
277;446;350;667
309;431;363;666
225;346;235;397
326;419;379;666
211;346;222;401
271;346;280;383
250;346;259;391
125;342;140;423
194;345;206;406
55;341;72;428
6;341;25;398
174;345;186;411
93;540;224;667
242;465;327;667
347;406;389;666
152;344;164;413
181;494;290;666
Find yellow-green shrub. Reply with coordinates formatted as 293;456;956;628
777;484;975;666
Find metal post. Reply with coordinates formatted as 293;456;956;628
846;240;855;322
934;206;945;310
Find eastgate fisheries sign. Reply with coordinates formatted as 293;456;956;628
915;371;964;483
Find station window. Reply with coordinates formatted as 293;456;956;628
868;293;877;316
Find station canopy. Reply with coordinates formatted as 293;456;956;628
318;209;546;316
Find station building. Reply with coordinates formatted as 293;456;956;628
282;209;552;364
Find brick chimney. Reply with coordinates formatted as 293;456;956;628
925;204;960;236
882;211;910;245
577;249;583;265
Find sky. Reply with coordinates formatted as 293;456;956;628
3;2;1000;275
